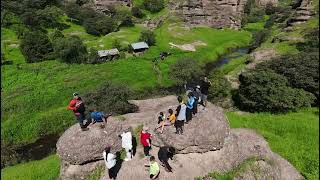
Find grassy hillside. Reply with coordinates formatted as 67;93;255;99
1;18;251;147
1;155;60;180
227;108;319;180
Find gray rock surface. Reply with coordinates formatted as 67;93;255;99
57;121;131;165
170;0;278;29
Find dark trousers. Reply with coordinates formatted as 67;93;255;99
193;100;198;114
175;120;184;134
186;108;193;122
76;113;86;128
108;166;117;179
143;146;151;156
160;159;172;172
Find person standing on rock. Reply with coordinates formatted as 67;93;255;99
175;96;186;135
103;147;117;180
200;76;212;109
120;131;133;161
68;92;88;131
158;146;175;172
186;92;195;123
140;126;152;157
193;85;202;115
145;156;160;179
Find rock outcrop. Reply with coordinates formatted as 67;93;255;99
57;96;302;180
287;0;316;26
170;0;278;29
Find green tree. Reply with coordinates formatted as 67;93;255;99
139;30;156;46
169;58;203;86
20;30;54;63
87;48;101;64
208;70;232;104
142;0;165;13
36;6;64;28
131;6;144;18
53;36;88;63
235;69;316;112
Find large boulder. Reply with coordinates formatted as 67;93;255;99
150;105;230;153
57;120;131;165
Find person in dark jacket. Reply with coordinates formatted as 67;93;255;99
158;146;175;172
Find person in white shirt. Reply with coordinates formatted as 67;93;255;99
103;147;117;180
119;131;133;161
175;96;186;135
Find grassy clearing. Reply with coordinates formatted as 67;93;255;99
1;18;251;146
1;155;60;180
226;108;319;180
85;165;104;180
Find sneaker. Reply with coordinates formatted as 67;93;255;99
81;127;89;131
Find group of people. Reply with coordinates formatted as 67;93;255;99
66;76;212;179
155;76;212;135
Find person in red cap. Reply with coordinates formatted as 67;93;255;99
68;92;88;131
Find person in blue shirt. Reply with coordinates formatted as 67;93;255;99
186;92;195;124
90;108;112;128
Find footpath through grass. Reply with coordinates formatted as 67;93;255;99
227;108;319;180
1;155;60;180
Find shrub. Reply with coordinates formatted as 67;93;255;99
131;6;144;18
139;30;156;46
20;30;54;63
114;8;134;27
208;70;232;104
265;2;276;15
53;35;88;63
257;52;319;104
83;82;138;115
296;28;319;52
83;16;118;36
235;69;316;112
249;29;269;50
49;29;64;41
169;58;203;86
87;48;101;64
142;0;165;13
36;6;64;28
112;39;121;50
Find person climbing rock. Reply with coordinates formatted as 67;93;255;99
68;92;88;131
90;108;112;128
145;156;160;179
200;76;212;109
158;146;175;172
119;131;133;161
103;147;117;180
186;92;195;123
140;126;152;157
175;96;186;135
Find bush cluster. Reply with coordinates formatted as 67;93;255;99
83;82;138;115
142;0;165;13
139;30;156;46
235;69;315;112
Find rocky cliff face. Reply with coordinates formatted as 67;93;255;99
170;0;277;29
287;0;315;26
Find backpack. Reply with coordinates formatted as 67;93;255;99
76;100;85;113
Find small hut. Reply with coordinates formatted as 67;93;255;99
130;42;149;55
97;48;120;61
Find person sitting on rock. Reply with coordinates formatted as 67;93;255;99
140;126;152;157
155;112;166;133
119;131;133;161
145;156;160;179
156;109;176;134
186;92;195;123
175;96;186;135
67;92;88;131
90;108;112;128
158;146;175;172
103;146;117;180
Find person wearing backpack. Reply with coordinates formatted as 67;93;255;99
68;92;88;131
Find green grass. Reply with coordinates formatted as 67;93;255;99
226;108;319;180
218;54;249;76
1;155;60;180
1;18;251;147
